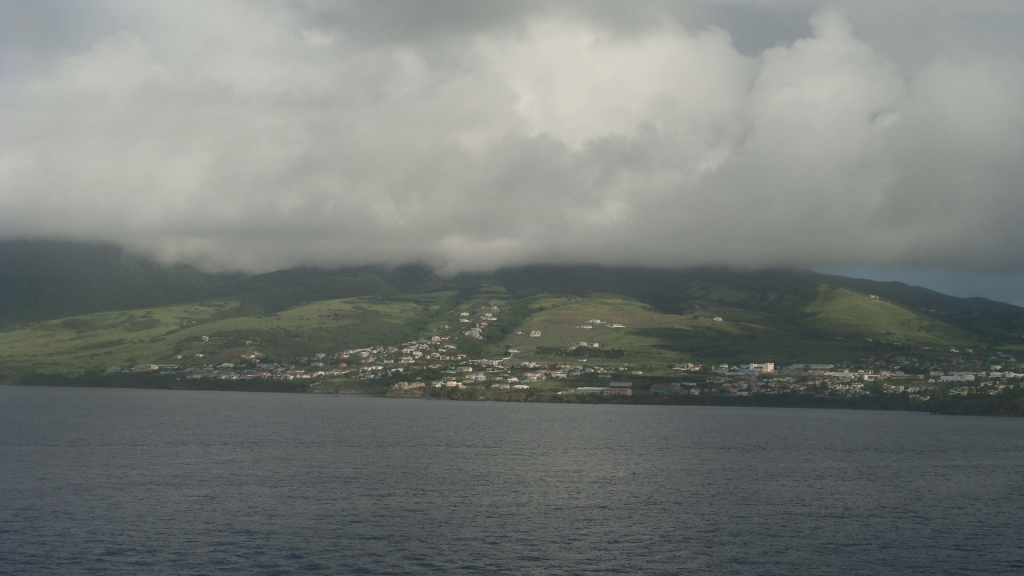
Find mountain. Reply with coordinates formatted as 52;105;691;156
1;240;1022;377
0;240;233;325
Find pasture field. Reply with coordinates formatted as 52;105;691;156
490;288;981;367
492;294;746;366
0;295;445;376
805;286;973;346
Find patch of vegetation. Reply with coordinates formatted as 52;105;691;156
806;285;973;346
123;318;162;332
0;294;444;376
77;339;127;351
535;346;626;358
638;325;872;365
58;318;98;331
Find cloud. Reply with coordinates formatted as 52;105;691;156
1;0;1023;274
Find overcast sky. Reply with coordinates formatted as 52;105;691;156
2;1;1023;300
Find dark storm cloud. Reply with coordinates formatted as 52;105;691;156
1;1;1023;274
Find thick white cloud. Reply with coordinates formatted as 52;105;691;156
1;0;1023;273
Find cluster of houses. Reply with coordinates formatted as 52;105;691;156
638;357;1023;400
113;334;471;382
118;362;316;381
107;299;1022;404
113;350;1023;401
462;307;500;339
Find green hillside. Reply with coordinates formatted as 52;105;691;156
0;294;445;376
805;285;973;346
0;240;233;325
489;286;982;367
2;240;1023;378
0;281;999;378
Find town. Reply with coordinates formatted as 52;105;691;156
108;303;1023;404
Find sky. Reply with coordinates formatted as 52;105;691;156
1;1;1023;302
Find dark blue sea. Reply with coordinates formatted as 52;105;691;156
2;386;1023;575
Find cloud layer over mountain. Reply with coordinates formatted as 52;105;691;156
2;1;1023;273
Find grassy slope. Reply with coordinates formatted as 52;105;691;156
0;251;1009;378
492;295;692;365
0;295;443;376
593;282;974;362
0;279;990;378
3;241;1021;348
496;285;980;367
0;241;422;326
0;240;230;325
827;274;1024;345
805;286;974;346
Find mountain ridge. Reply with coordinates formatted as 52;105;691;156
1;240;1022;378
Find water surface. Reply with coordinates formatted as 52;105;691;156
2;386;1023;574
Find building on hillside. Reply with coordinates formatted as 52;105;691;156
650;383;681;394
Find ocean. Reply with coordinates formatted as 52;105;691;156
2;385;1023;575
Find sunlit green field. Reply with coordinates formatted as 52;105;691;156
487;287;980;367
805;286;973;345
0;295;441;376
491;294;725;365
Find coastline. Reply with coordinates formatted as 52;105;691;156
6;374;1024;417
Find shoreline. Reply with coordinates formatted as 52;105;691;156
5;374;1024;417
